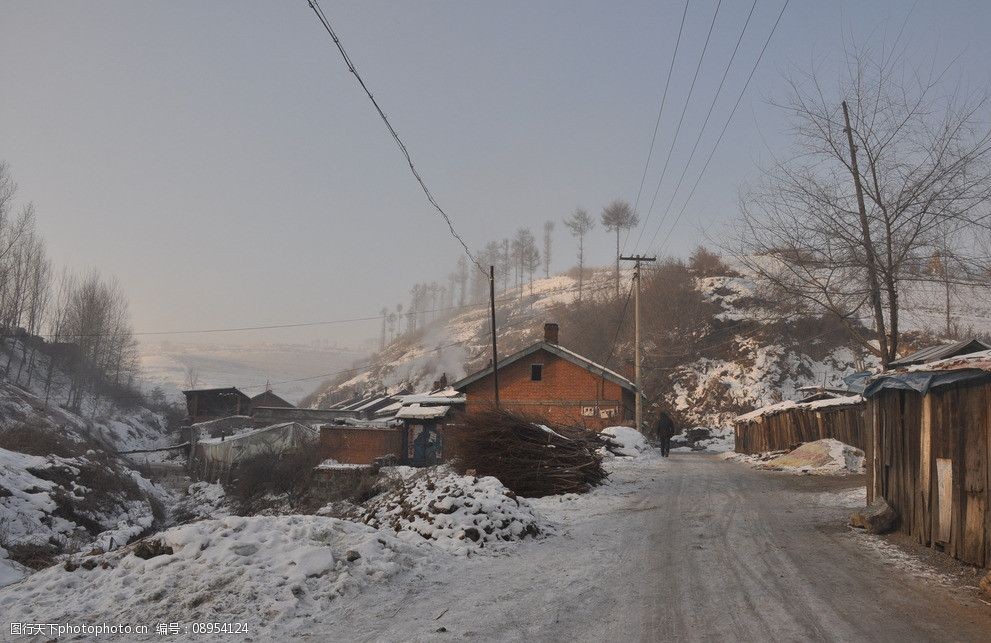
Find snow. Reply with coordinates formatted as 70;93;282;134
317;459;372;471
724;438;865;475
360;470;543;554
0;447;163;556
172;482;231;523
601;426;650;456
0;515;436;635
735;394;863;422
0;547;28;588
394;403;450;419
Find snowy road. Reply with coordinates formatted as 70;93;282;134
339;453;991;642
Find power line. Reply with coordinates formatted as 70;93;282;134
600;277;635;369
638;0;758;253
621;0;692;253
306;0;485;275
654;0;790;257
630;0;723;254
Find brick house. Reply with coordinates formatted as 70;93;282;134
452;323;635;431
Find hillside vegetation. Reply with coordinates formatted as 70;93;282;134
302;251;987;428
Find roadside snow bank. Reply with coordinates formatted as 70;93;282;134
361;471;542;554
0;515;431;631
723;438;864;475
671;426;734;453
601;426;650;457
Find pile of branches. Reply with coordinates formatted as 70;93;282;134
449;408;607;497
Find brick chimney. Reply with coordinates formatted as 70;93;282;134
544;322;559;344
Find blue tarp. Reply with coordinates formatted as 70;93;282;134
862;369;991;398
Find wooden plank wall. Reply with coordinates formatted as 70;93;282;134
733;403;866;455
868;381;991;569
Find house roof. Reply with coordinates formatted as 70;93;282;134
396;404;451;420
182;387;250;398
451;341;635;392
864;349;991;398
735;394;864;423
250;390;294;408
888;338;991;367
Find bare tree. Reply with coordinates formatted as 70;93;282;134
601;199;639;297
542;220;555;278
734;46;991;366
564;208;595;303
184;366;200;390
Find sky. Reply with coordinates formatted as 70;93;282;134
2;1;990;348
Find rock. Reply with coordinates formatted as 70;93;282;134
850;498;897;534
345;549;361;562
133;539;174;560
81;559;97;570
979;571;991;598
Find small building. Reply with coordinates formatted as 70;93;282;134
733;393;866;455
251;406;360;427
863;350;991;568
888;338;991;368
317;390;464;466
452;323;635;431
250;389;294;409
190;421;317;480
182;387;252;424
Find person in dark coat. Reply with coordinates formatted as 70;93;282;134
655;411;677;457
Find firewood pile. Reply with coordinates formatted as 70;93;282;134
448;409;608;497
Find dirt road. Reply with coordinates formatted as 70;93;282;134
346;453;991;642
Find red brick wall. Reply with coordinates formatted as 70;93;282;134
462;348;634;431
319;426;403;464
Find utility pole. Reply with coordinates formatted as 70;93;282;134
489;265;500;408
619;254;655;432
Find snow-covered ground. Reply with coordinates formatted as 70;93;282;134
0;438;660;640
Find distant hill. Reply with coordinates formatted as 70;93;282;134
139;341;366;404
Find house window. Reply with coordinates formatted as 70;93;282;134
530;364;543;381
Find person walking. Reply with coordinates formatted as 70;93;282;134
655;410;677;457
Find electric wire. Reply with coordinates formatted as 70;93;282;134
306;0;485;275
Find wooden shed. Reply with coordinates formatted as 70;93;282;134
733;394;866;455
863;350;991;568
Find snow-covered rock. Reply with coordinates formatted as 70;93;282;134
601;426;650;457
361;470;543;554
723;438;864;475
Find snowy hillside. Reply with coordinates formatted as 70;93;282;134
302;268;622;408
303;263;991;427
0;341;174;587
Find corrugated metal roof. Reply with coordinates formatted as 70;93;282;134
888;338;991;367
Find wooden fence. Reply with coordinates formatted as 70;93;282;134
867;380;991;568
734;400;866;455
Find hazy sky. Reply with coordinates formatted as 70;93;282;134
2;1;990;348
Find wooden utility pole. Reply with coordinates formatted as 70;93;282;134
619;255;655;431
842;100;890;368
489;265;500;407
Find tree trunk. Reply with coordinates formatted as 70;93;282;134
842;101;892;367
